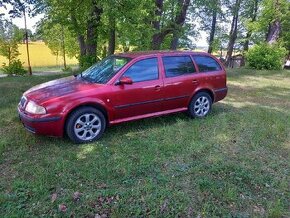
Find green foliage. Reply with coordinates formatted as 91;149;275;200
79;55;99;70
2;59;27;75
36;19;79;58
246;43;287;70
251;0;290;45
0;19;22;64
255;0;288;31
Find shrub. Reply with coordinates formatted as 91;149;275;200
62;66;72;72
79;55;98;70
246;43;287;70
2;59;27;76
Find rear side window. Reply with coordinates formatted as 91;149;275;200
122;58;158;82
192;56;221;72
162;56;196;78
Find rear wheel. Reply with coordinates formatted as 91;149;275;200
66;107;106;143
188;92;212;118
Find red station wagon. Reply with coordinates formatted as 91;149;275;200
18;51;227;143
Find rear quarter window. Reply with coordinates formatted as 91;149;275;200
192;55;221;72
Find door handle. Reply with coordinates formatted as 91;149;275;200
192;80;199;85
155;85;161;91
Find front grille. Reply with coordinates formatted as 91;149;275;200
20;96;27;108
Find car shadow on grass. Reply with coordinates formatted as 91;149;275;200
25;82;290;150
32;101;248;147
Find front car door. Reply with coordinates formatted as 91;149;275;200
110;57;164;121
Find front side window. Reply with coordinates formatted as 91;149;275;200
162;56;196;78
192;56;221;72
78;56;131;84
122;58;159;82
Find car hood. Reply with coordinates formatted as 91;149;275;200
24;76;101;103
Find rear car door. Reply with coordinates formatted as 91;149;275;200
192;55;227;101
161;55;200;111
111;57;164;120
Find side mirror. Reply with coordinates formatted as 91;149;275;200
116;76;133;85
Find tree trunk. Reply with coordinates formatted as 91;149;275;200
23;9;32;75
86;2;103;59
241;0;258;66
86;20;97;58
8;47;11;65
152;0;164;50
170;0;190;49
78;35;86;57
170;32;179;50
102;46;107;58
240;31;251;66
152;0;190;50
266;20;281;44
61;25;67;69
266;0;281;44
108;15;116;55
71;13;86;58
208;9;217;54
225;0;241;67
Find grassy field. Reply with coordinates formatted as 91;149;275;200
0;68;289;217
0;41;78;68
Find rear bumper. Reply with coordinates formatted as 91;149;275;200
214;87;228;102
18;108;64;137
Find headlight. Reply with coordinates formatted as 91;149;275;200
25;101;46;114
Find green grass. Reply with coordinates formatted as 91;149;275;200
31;65;79;73
0;68;289;217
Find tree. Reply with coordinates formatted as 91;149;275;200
151;0;191;50
257;0;289;46
35;0;103;68
225;0;242;66
241;0;259;53
248;0;290;55
195;0;225;53
236;0;260;66
3;0;38;75
0;18;22;65
36;18;79;69
207;1;218;54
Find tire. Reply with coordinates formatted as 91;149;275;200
66;107;106;143
188;92;212;118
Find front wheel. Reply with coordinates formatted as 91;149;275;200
188;92;212;118
66;107;106;143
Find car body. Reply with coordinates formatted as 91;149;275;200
18;51;227;143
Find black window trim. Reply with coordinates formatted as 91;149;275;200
162;55;197;78
191;54;222;73
120;57;160;83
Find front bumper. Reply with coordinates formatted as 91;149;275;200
18;107;64;137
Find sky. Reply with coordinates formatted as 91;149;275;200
0;6;209;48
0;5;44;33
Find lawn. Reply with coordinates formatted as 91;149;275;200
0;68;289;217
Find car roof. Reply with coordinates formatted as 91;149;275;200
116;50;211;59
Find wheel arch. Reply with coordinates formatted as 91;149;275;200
63;102;109;136
189;88;215;106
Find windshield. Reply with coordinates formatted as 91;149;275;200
78;56;131;84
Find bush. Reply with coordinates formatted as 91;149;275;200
62;66;72;72
246;43;287;70
2;59;27;76
79;55;98;70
